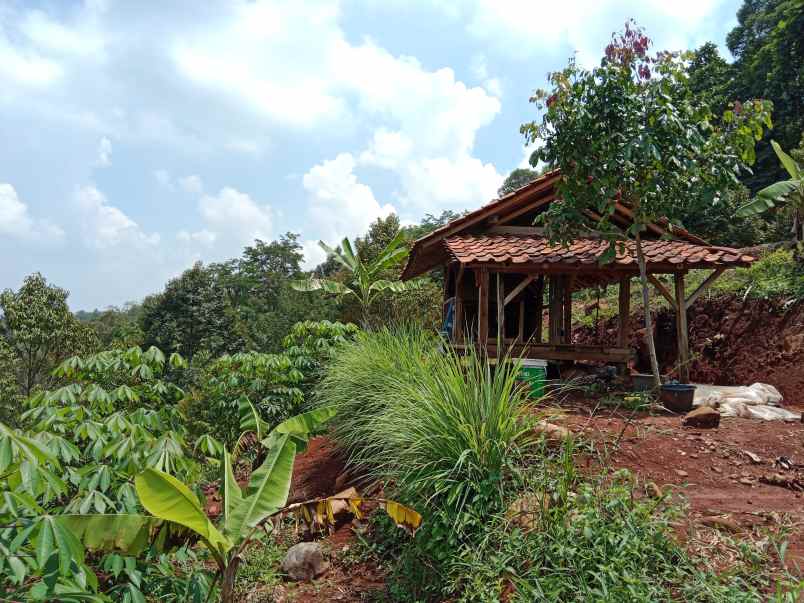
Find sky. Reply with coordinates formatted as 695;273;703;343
0;0;742;310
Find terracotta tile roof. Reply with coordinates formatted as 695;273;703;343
443;234;753;270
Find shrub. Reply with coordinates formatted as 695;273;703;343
0;346;205;601
317;329;541;598
183;351;306;448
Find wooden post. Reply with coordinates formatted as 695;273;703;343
518;300;525;342
453;271;464;343
548;276;562;344
618;276;631;347
563;275;574;344
534;276;544;343
674;273;690;383
496;273;505;343
478;269;489;346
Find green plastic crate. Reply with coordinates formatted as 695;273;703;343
519;359;547;398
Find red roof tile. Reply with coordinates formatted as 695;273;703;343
442;234;753;270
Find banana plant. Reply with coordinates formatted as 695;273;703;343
12;408;421;603
291;231;423;327
737;140;804;243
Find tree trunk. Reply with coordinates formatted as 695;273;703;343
634;232;661;387
220;557;241;603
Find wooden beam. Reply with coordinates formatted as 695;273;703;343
563;275;574;344
478;269;489;345
618;276;631;347
456;342;635;364
613;202;666;238
496;194;557;226
534;275;544;344
420;173;560;249
453;263;465;343
496;272;504;342
647;274;675;306
518;299;525;342
548;275;562;344
504;275;535;306
685;267;725;310
674;273;690;383
487;225;546;236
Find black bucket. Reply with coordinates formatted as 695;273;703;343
660;383;696;413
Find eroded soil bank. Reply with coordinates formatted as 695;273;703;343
575;295;804;401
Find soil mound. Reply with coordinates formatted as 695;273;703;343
575;295;804;404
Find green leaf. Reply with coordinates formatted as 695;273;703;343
771;140;801;180
35;517;55;568
135;468;232;556
262;407;337;452
291;278;353;296
226;434;296;538
756;179;799;201
58;515;164;556
735;194;780;217
221;448;243;538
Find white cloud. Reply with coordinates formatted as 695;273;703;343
301;239;327;269
172;0;347;129
75;185;159;249
95;136;112;167
196;187;274;251
0;183;64;240
20;9;105;58
400;155;502;208
303;153;396;244
430;0;729;65
179;174;204;194
176;229;216;246
0;37;62;87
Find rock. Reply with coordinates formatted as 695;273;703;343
674;469;689;478
327;487;359;517
739;477;754;486
682;407;720;429
533;421;571;444
646;482;664;499
281;542;329;582
506;493;550;533
699;516;742;533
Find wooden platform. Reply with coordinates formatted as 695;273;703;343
453;342;635;364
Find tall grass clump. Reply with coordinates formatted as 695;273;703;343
316;328;541;598
317;328;538;508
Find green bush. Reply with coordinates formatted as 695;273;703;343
318;329;538;507
709;248;804;299
319;328;796;601
317;329;541;598
0;346;207;601
451;457;768;602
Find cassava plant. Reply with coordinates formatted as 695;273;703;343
521;21;772;385
5;408;420;603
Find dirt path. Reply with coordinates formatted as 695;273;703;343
555;401;804;571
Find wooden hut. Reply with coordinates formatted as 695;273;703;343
401;170;755;382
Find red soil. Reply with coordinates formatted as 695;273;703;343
575;295;804;401
554;400;804;571
277;436;386;602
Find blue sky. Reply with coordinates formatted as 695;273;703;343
1;0;741;309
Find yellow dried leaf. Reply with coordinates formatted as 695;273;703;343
383;500;422;535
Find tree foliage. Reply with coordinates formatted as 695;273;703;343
0;273;99;399
737;138;804;242
521;22;771;383
292;229;424;327
498;167;542;196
